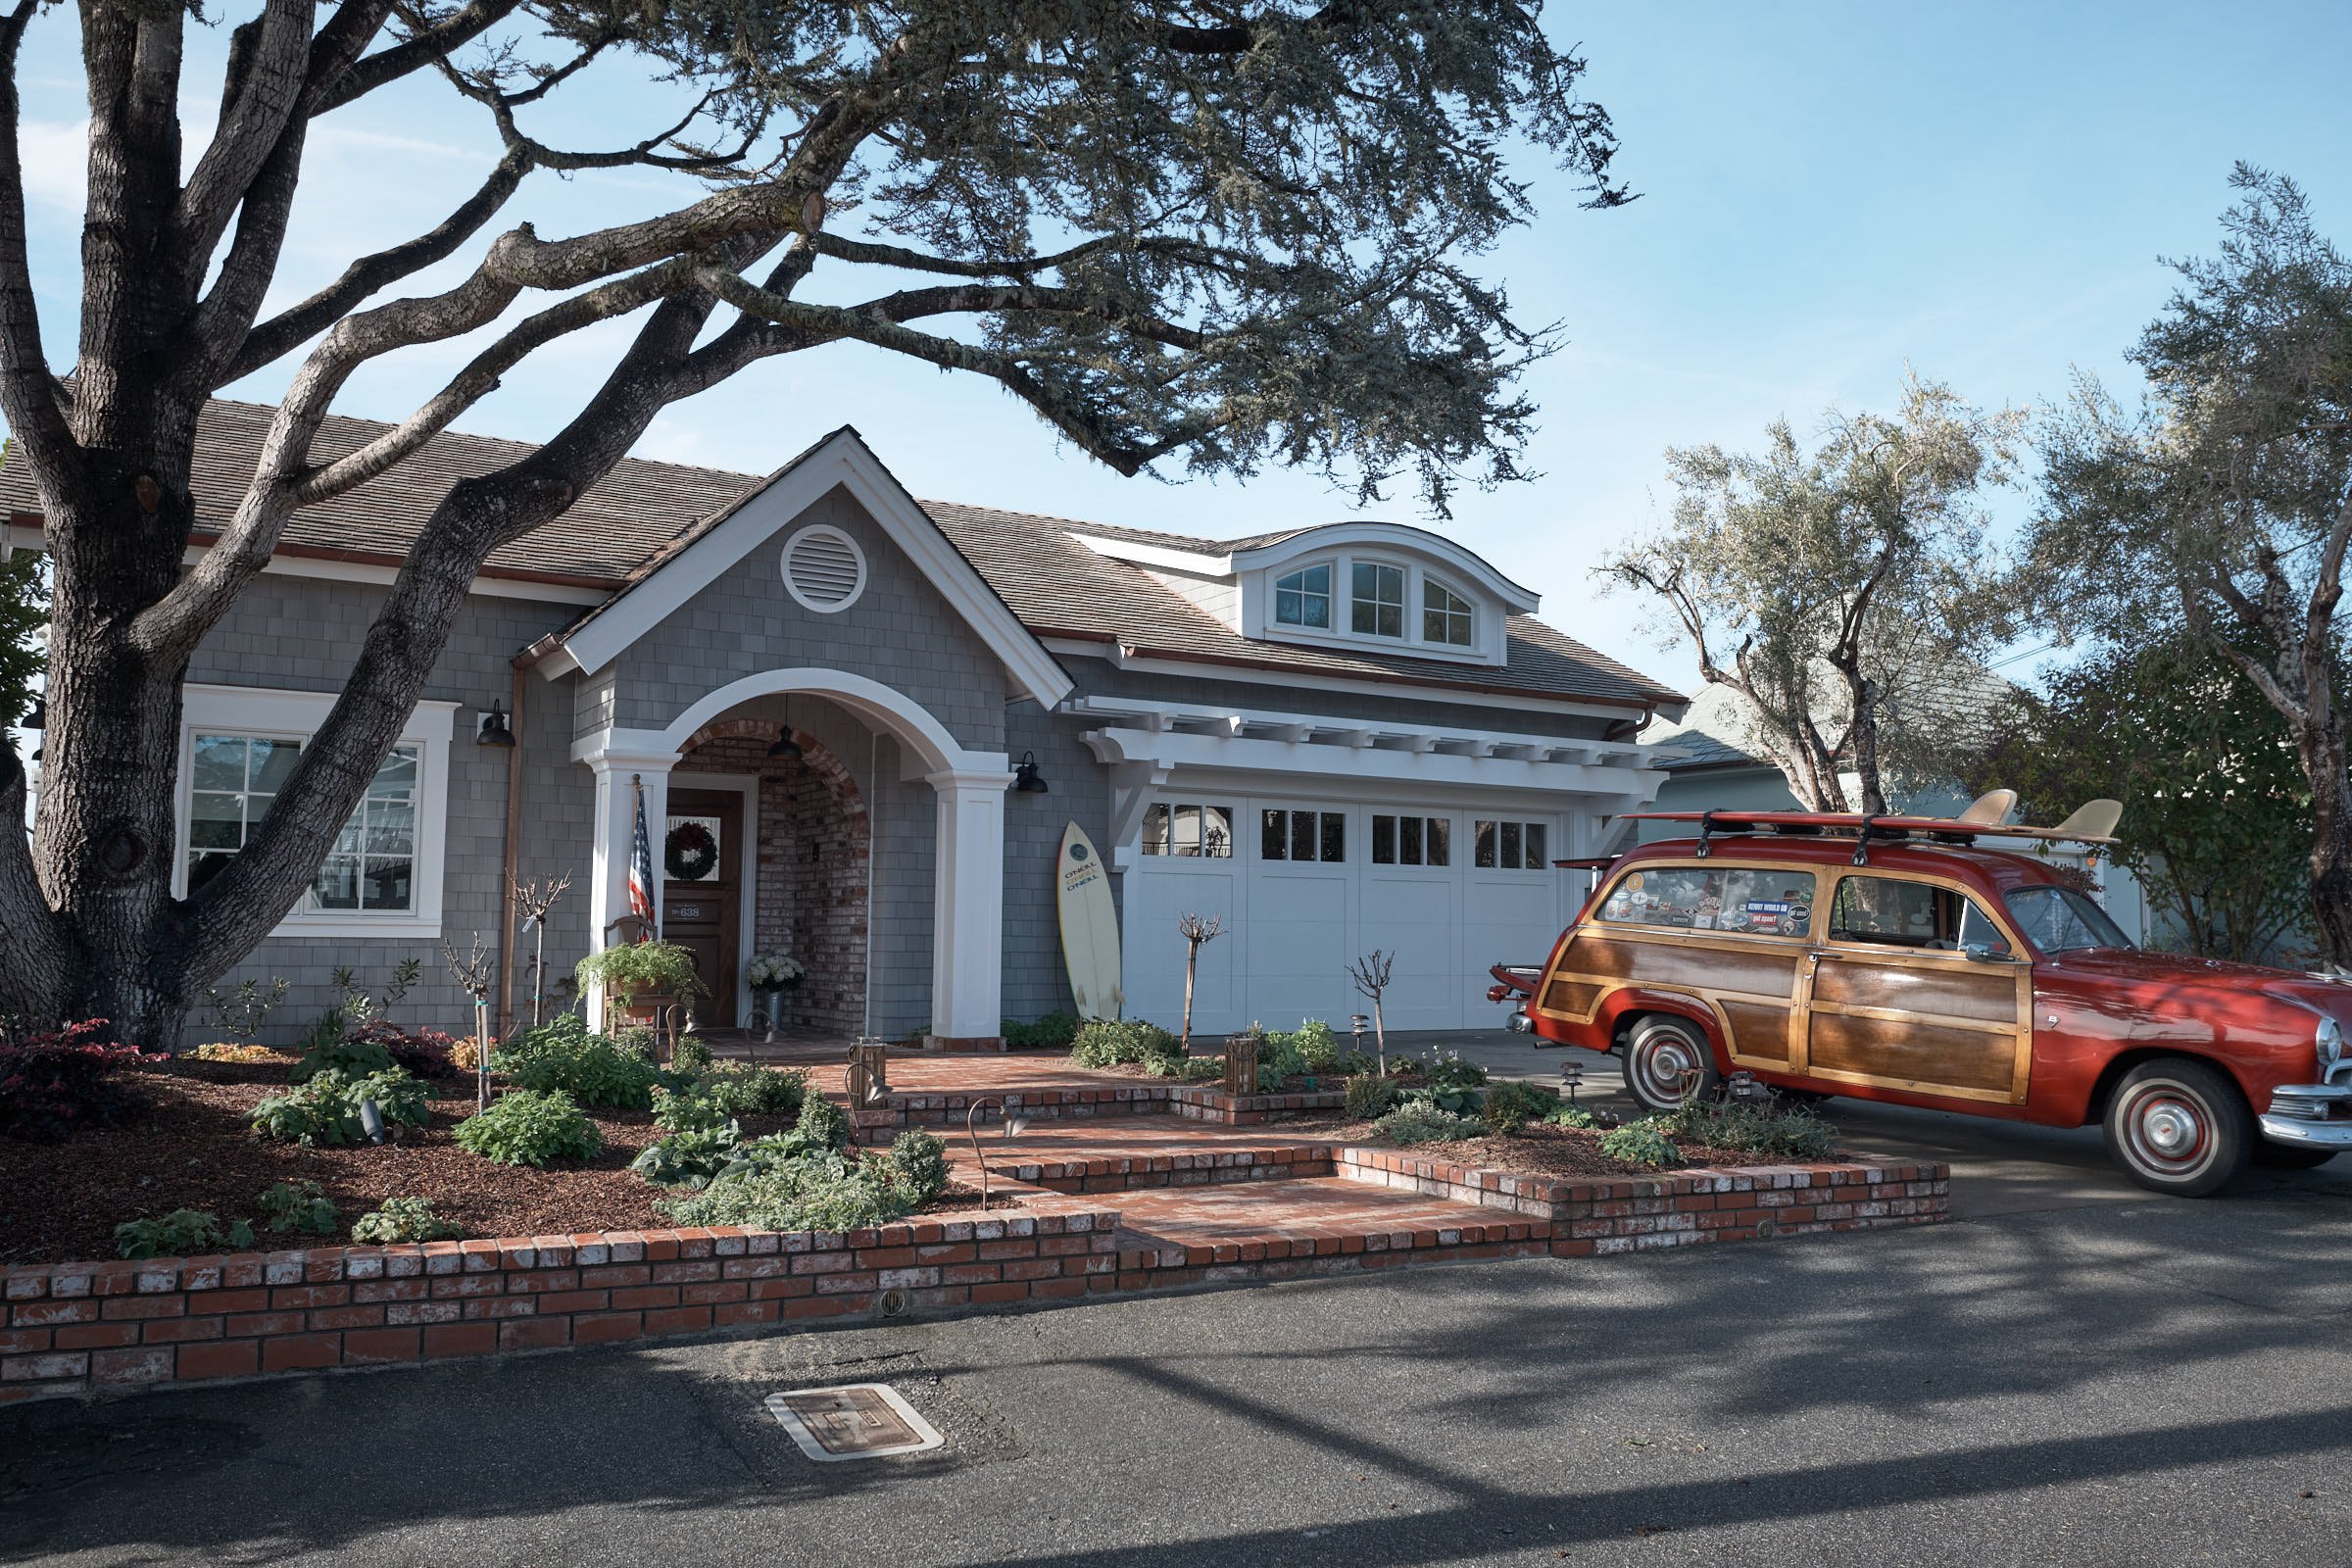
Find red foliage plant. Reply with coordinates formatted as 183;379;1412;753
0;1018;163;1140
348;1018;459;1079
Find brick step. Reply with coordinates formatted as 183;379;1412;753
980;1141;1337;1194
1109;1174;1548;1279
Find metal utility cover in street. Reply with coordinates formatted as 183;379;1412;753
764;1383;945;1462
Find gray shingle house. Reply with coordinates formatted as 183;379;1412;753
1;401;1687;1046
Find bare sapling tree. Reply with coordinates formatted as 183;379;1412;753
1601;373;2023;812
443;934;495;1110
1347;949;1395;1075
0;1;1632;1045
1174;911;1222;1051
2030;167;2352;965
510;871;573;1030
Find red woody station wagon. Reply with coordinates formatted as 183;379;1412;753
1488;805;2352;1197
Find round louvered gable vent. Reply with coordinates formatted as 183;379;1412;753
781;524;866;612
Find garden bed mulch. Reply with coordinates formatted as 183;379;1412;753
1282;1115;1843;1182
0;1060;987;1268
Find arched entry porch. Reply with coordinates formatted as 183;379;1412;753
572;669;1012;1044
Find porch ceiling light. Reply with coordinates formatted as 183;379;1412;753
767;724;804;760
475;699;515;748
1012;751;1049;794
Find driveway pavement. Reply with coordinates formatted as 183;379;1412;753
5;1184;2349;1566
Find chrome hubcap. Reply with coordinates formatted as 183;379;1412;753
1635;1037;1699;1104
2122;1086;2211;1175
2142;1103;2196;1154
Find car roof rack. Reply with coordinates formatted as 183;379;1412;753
1619;799;2122;854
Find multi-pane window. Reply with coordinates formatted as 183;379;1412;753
1141;802;1235;858
188;733;418;912
1261;808;1346;862
1273;564;1333;629
1350;561;1404;638
1423;579;1474;646
1830;876;2007;953
1473;818;1549;870
1371;813;1451;866
1599;865;1819;939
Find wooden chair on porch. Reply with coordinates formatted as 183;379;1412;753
599;914;689;1064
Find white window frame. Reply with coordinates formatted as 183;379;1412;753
1421;574;1475;648
779;521;869;614
1240;548;1504;665
1271;562;1335;631
172;684;457;940
1348;559;1407;640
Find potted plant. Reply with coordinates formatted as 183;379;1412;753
746;952;807;1042
575;941;706;1046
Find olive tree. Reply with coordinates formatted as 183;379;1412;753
0;0;1630;1042
2028;167;2352;965
1600;374;2022;812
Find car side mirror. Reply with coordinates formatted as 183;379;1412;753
1964;943;2020;964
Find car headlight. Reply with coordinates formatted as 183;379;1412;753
2320;1016;2345;1072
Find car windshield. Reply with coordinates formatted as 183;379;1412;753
2003;885;2134;954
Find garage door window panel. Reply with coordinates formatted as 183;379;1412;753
1143;803;1234;858
1474;819;1550;870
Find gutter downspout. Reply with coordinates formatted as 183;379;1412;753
496;657;526;1038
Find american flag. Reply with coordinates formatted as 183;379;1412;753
627;774;657;937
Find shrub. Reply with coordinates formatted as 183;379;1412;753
651;1084;730;1135
693;1062;807;1118
1417;1047;1489;1090
350;1197;464;1244
1069;1017;1179;1068
345;1019;459;1079
453;1090;603;1166
291;1032;396;1085
1663;1098;1838;1161
116;1209;253;1258
493;1014;661;1110
257;1180;338;1235
248;1067;430;1147
190;1042;281;1063
573;940;705;1004
1406;1081;1484;1117
1599;1119;1682;1168
1339;1050;1381;1077
884;1130;950;1205
0;1019;158;1140
1544;1102;1600;1130
1371;1101;1485;1145
1344;1072;1401;1119
1144;1053;1222;1082
793;1091;854;1152
1002;1011;1081;1050
670;1034;714;1075
1275;1018;1343;1074
1252;1025;1311;1090
662;1144;915;1233
630;1121;744;1188
1482;1079;1561;1136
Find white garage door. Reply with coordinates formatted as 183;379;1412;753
1119;795;1570;1036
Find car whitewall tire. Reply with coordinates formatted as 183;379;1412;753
2102;1057;2253;1199
1622;1015;1720;1115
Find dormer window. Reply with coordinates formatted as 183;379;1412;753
1273;564;1333;629
1423;578;1474;647
1350;562;1404;638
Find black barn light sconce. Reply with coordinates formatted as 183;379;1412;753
768;695;803;760
1011;752;1049;794
475;699;515;748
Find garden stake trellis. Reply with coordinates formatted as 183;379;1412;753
510;871;572;1029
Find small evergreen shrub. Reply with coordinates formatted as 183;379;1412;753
1281;1019;1343;1074
1252;1025;1311;1090
630;1121;744;1189
1002;1011;1081;1050
793;1091;854;1152
1599;1119;1682;1168
1144;1053;1222;1082
0;1019;158;1140
693;1061;807;1118
248;1068;430;1147
1544;1102;1600;1130
1069;1017;1178;1068
1371;1101;1486;1145
1663;1098;1838;1161
1482;1080;1561;1136
453;1090;603;1166
1417;1047;1489;1090
257;1180;338;1235
669;1034;714;1075
1344;1072;1401;1119
350;1197;464;1244
116;1209;253;1258
884;1130;950;1205
493;1014;661;1110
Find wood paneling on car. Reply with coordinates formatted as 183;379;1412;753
1807;1011;2019;1095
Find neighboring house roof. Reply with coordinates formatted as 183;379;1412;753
1642;664;2020;776
0;396;1683;713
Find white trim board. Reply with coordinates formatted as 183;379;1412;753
531;429;1072;707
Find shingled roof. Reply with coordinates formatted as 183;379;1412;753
0;398;1683;711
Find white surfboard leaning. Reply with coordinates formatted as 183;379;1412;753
1055;821;1123;1020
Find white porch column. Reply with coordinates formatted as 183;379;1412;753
925;765;1013;1043
582;748;674;1022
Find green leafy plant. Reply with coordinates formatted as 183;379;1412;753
884;1131;950;1206
1068;1017;1179;1068
573;941;707;1004
1482;1079;1561;1136
651;1084;731;1135
1143;1053;1223;1082
1662;1098;1838;1161
669;1034;713;1075
1405;1082;1484;1117
1252;1024;1312;1090
630;1121;744;1189
1544;1102;1600;1130
115;1209;254;1258
256;1180;338;1236
493;1014;661;1110
205;976;289;1044
1344;1072;1401;1119
248;1068;430;1147
290;1032;395;1085
1599;1119;1683;1168
1001;1011;1081;1050
1371;1101;1486;1146
453;1090;603;1167
691;1062;807;1118
1417;1047;1490;1090
792;1091;854;1152
350;1197;464;1245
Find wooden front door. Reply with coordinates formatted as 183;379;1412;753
1800;871;2033;1104
663;789;742;1029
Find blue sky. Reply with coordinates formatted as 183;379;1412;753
8;2;2350;691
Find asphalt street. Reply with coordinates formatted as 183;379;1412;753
5;1035;2348;1567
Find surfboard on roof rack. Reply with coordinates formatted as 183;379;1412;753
1619;797;2123;851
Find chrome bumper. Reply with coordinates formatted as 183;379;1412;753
2260;1082;2352;1149
1507;1008;1534;1035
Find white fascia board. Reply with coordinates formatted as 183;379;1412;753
1066;532;1235;575
1082;725;1659;802
1041;639;1652;725
1064;693;1657;765
548;432;1071;708
1232;523;1541;614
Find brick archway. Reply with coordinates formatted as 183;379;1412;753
673;719;870;1034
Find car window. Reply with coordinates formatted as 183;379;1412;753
1597;865;1817;938
2004;885;2133;954
1829;876;2008;953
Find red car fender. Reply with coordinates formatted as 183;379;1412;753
1592;987;1728;1069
